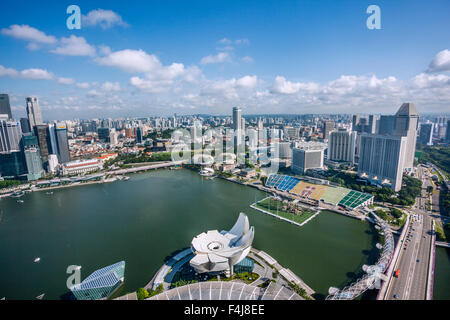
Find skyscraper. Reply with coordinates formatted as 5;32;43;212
291;143;325;175
136;127;143;143
22;133;44;181
368;115;377;134
352;115;360;131
20;118;31;133
26;97;43;128
97;127;111;142
34;124;50;164
378;115;396;135
0;94;12;120
328;128;357;163
393;103;419;170
232;107;242;131
446;119;450;144
352;115;376;134
47;124;59;156
418;123;434;146
55;124;70;164
233;107;243;147
0;119;22;152
323;120;335;140
0;151;27;178
358;134;407;192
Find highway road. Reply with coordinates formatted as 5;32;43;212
385;166;433;300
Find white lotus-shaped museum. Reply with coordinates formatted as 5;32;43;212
189;213;255;277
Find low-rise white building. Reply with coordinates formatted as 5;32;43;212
61;159;103;176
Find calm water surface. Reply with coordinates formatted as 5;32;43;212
433;247;450;300
0;169;382;299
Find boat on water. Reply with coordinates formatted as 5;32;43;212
199;168;214;177
17;200;24;203
34;257;40;263
46;191;53;195
10;191;25;198
36;294;45;300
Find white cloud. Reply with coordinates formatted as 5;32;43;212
235;39;250;45
130;77;171;93
96;49;160;73
427;49;450;73
101;81;121;91
0;65;19;77
271;76;319;94
76;82;90;89
236;75;258;88
20;68;53;80
98;45;112;55
411;73;450;88
26;42;41;51
87;89;101;97
219;38;232;44
51;35;96;56
242;56;254;63
58;77;75;85
201;75;259;100
200;52;231;64
82;9;128;29
1;24;57;44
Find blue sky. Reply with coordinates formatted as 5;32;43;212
1;0;449;120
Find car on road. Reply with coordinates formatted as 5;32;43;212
393;294;399;299
417;259;420;263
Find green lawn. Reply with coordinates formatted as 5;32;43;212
253;198;317;225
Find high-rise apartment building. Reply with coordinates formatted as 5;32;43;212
26;97;43;128
358;134;407;191
328;128;357;163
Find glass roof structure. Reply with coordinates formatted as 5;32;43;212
70;261;125;300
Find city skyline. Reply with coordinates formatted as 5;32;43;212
0;0;449;120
